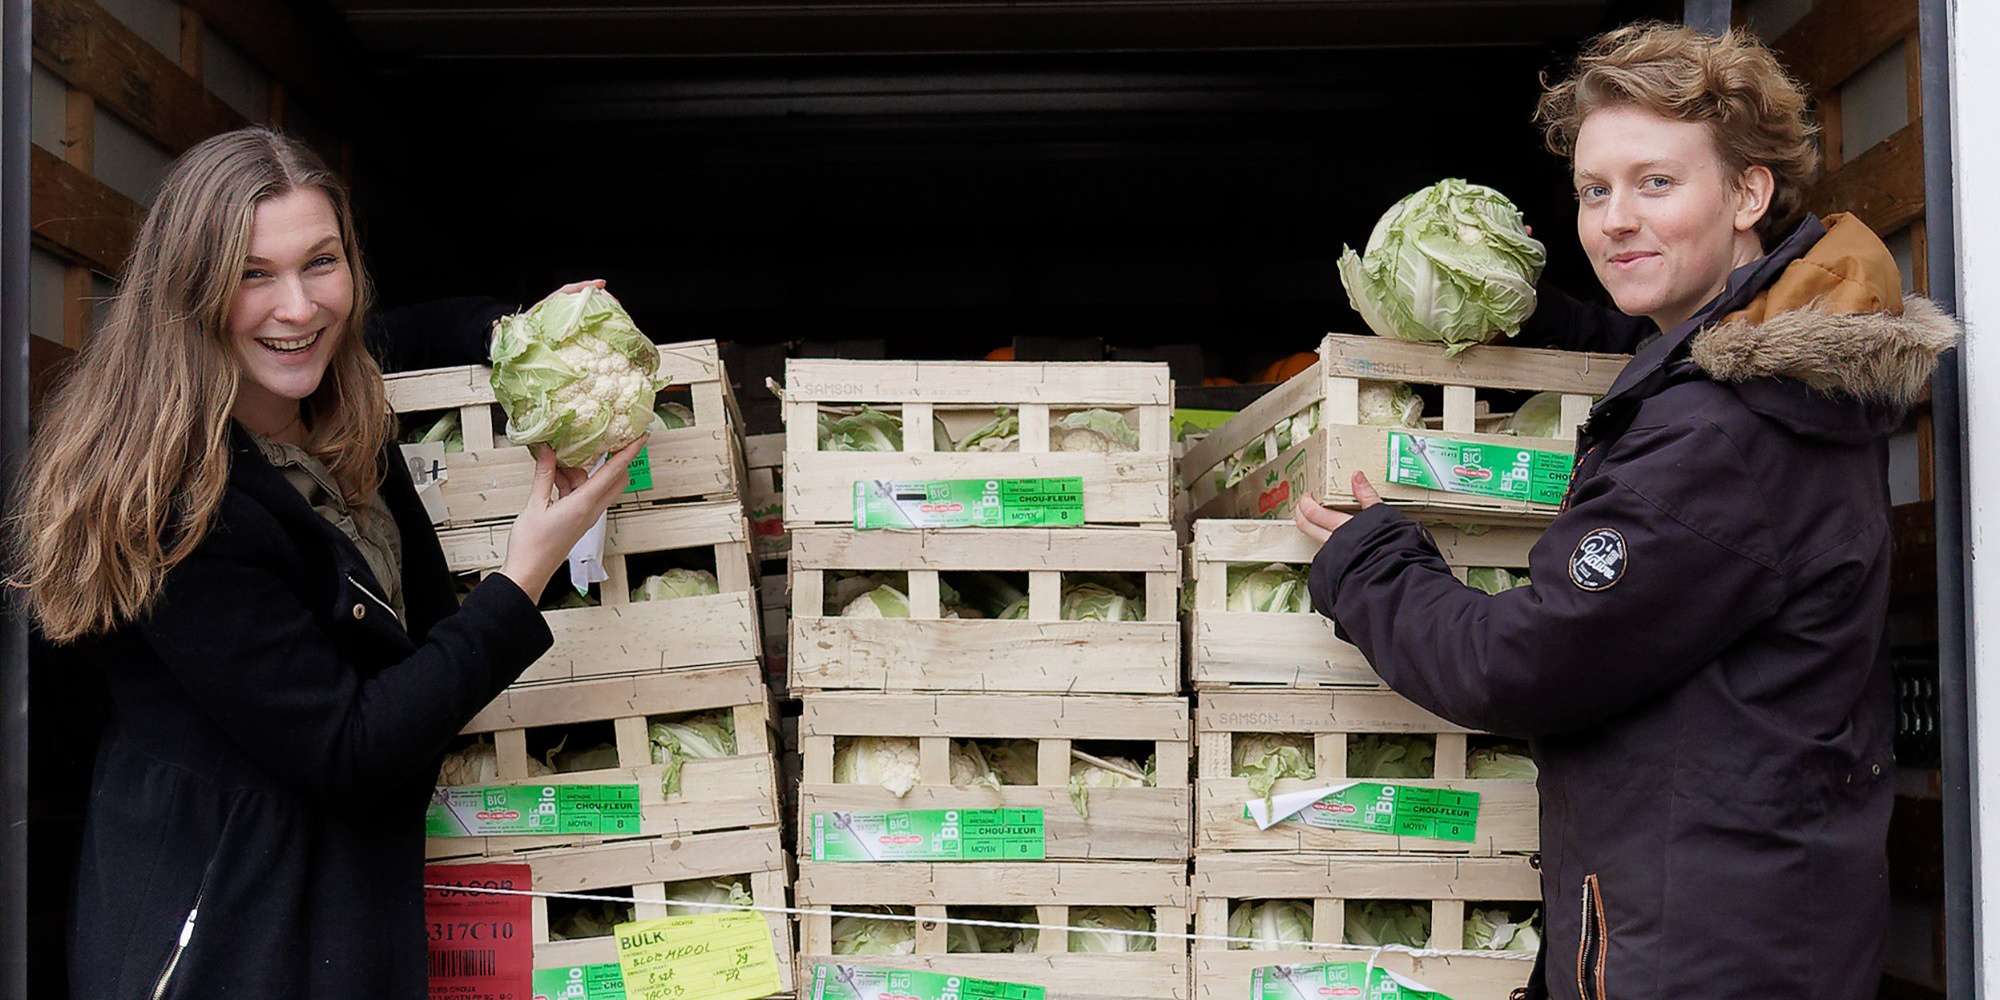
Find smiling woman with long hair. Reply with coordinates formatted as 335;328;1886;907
7;127;639;998
1295;24;1959;1000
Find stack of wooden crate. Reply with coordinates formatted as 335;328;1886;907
780;358;1194;1000
386;340;795;993
1176;335;1626;1000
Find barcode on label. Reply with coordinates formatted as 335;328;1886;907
428;948;497;978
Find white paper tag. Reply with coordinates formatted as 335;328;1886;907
1245;783;1359;830
566;509;610;596
399;442;453;525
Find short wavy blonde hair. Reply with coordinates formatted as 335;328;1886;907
1535;21;1821;246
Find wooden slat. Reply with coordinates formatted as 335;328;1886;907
791;526;1179;574
1809;118;1925;236
800;693;1189;742
30;144;140;275
33;0;246;154
1774;0;1917;94
783;359;1171;405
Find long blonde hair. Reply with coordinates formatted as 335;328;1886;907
7;127;393;642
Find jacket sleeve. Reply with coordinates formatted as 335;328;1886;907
136;516;554;799
1307;415;1786;737
1511;281;1655;354
367;296;514;374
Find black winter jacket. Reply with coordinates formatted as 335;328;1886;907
1308;215;1957;1000
66;298;551;999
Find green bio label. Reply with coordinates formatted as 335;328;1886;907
810;808;1046;861
426;784;643;837
1253;783;1479;843
534;963;629;1000
1251;962;1455;1000
810;964;1047;1000
1383;432;1571;505
853;478;1083;529
623;447;653;494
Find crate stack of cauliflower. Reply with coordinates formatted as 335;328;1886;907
386;288;794;991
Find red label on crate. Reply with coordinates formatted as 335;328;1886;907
424;863;533;1000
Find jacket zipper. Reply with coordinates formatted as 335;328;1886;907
149;893;202;1000
347;573;397;618
1576;874;1607;1000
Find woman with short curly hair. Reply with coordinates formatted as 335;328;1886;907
1298;23;1957;1000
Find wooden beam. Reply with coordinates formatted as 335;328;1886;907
29;336;80;415
1808;118;1925;236
33;0;246;154
178;0;357;134
179;7;203;77
62;85;97;350
1774;0;1917;94
30;144;142;276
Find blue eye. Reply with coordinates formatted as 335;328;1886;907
1643;176;1670;189
309;255;339;269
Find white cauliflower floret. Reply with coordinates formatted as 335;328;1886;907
489;288;666;467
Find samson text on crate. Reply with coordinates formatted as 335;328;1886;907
790;526;1180;695
1179;335;1626;522
799;693;1190;861
796;860;1191;1000
779;358;1175;527
1191;853;1539;1000
1196;690;1538;855
384;339;746;526
437;500;761;686
1185;519;1538;690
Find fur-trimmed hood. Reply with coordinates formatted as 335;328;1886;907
1693;294;1960;407
1684;213;1960;441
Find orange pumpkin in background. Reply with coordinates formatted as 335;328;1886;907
984;346;1015;361
1254;352;1316;384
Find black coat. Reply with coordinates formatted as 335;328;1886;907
1307;215;1957;1000
66;298;552;999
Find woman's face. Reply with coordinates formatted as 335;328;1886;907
226;187;352;436
1572;105;1772;333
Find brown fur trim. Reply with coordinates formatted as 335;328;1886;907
1690;295;1960;406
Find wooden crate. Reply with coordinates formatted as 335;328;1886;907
1179;335;1627;522
1185;519;1539;690
425;663;779;860
779;359;1175;527
438;501;761;685
1196;691;1537;855
761;572;789;694
438;826;794;991
798;693;1191;862
796;861;1191;1000
384;339;745;525
1191;853;1539;1000
745;432;789;560
789;526;1180;695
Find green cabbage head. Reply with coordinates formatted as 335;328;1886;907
1345;900;1431;948
1337;178;1547;356
1227;899;1315;949
1226;563;1312;613
648;709;737;795
1232;734;1316;809
1504;391;1565;438
1068;907;1156;952
489;287;667;467
631;569;721;603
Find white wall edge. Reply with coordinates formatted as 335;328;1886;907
1950;0;2000;992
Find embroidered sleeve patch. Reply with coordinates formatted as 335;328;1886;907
1569;528;1627;591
